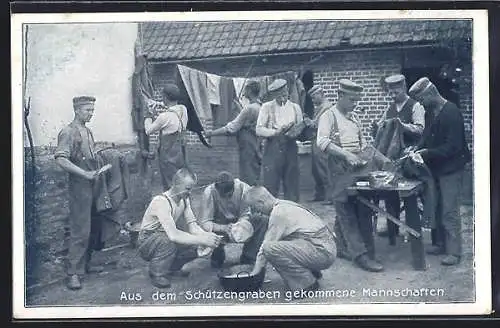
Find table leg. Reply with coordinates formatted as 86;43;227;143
404;195;426;271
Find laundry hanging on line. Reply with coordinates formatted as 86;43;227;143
175;64;309;142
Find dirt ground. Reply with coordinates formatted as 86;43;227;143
26;186;475;307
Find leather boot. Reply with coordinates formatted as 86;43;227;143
66;274;82;290
291;281;320;300
441;255;460;266
311;270;323;279
355;254;384;272
149;274;171;288
311;195;325;202
426;245;446;255
85;264;105;274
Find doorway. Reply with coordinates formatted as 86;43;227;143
402;66;460;107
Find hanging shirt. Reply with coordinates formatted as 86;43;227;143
207;73;221;105
233;77;247;99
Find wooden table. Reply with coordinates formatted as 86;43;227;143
347;179;426;271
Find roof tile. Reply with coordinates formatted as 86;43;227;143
142;20;471;60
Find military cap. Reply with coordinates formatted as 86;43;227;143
73;96;96;106
384;74;406;86
162;83;181;101
268;79;288;93
408;77;433;97
338;79;363;94
308;85;324;96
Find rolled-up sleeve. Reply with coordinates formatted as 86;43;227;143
316;111;333;152
54;127;72;160
225;107;250;134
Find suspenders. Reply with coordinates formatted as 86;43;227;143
329;109;363;149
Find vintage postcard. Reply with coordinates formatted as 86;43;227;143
12;9;491;319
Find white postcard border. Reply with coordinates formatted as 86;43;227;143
11;9;491;318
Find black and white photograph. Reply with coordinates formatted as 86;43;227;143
12;9;491;318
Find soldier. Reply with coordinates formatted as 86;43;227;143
198;171;268;267
256;78;304;201
144;84;188;191
137;168;223;288
306;85;334;203
372;74;425;242
244;186;337;294
206;81;262;186
317;79;384;272
409;77;472;266
55;96;106;290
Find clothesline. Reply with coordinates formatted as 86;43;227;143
176;64;308;129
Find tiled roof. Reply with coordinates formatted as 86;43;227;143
140;20;471;61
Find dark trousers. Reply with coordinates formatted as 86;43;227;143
432;170;464;257
262;228;336;290
66;177;102;276
237;130;261;186
311;141;330;199
262;138;300;202
384;193;402;241
138;230;198;277
158;135;185;191
334;196;374;260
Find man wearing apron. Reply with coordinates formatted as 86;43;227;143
317;79;384;273
244;186;336;295
206;81;262;186
409;77;471;266
256;78;304;202
198;171;268;267
145;84;188;191
55;96;105;290
306;85;334;203
138;168;223;288
372;74;425;241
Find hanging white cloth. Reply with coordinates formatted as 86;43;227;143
207;73;221;105
233;77;247;99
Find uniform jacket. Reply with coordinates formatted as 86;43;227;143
94;147;130;213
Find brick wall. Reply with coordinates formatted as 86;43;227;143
151;48;474;146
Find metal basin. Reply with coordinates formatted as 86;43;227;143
217;264;266;292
